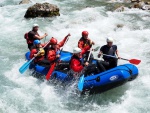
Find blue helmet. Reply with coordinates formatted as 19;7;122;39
33;40;41;45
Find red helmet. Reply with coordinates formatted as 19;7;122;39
82;31;89;36
32;49;37;54
50;37;57;45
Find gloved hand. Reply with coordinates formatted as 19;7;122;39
84;62;89;66
44;33;48;37
117;56;121;59
98;53;101;58
67;33;71;37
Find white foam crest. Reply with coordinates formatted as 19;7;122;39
0;0;150;112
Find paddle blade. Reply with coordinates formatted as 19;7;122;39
129;59;141;65
19;60;32;74
46;63;56;80
94;46;100;52
78;75;85;91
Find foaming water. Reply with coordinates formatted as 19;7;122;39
0;0;150;113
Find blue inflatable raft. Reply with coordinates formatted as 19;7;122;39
25;51;139;94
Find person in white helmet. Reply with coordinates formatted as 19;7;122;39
24;24;48;50
97;37;120;71
69;47;99;78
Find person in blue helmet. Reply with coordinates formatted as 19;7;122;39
30;40;50;67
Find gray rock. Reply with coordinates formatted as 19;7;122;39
24;2;60;18
19;0;31;4
114;5;125;12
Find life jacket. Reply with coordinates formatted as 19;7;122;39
37;48;45;56
78;37;91;50
47;47;57;62
30;47;45;62
24;31;39;44
24;32;31;44
70;55;84;73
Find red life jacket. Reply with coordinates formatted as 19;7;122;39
24;32;32;44
70;55;84;72
24;31;39;44
47;48;57;62
30;48;44;62
78;37;91;50
47;36;68;62
78;37;91;54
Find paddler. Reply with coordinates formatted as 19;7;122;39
78;31;95;63
24;24;48;50
69;47;99;78
97;37;120;71
30;40;50;67
47;33;71;64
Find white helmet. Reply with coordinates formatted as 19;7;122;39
33;24;39;28
73;47;81;53
107;37;113;43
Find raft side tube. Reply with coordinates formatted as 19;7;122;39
83;64;139;89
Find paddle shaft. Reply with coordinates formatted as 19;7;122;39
46;36;70;80
102;54;128;61
102;54;141;65
59;37;69;55
19;39;50;74
78;45;94;91
44;36;46;43
33;40;50;59
87;45;93;62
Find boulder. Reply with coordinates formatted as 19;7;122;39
116;24;124;28
114;5;125;12
141;0;150;3
19;0;31;4
131;1;145;8
131;0;150;3
131;0;142;3
24;2;60;18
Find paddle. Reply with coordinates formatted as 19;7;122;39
45;36;70;80
45;62;56;80
102;54;141;65
78;75;85;91
19;39;50;74
78;45;93;91
93;46;100;52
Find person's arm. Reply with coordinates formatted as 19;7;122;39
30;49;37;59
116;50;120;59
98;51;103;58
34;33;48;40
80;46;90;55
88;38;95;45
58;33;70;47
98;46;103;58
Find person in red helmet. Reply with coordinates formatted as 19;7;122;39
30;40;50;67
78;31;95;64
24;24;48;50
47;33;71;63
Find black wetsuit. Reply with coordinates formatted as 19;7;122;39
28;31;39;50
97;45;118;72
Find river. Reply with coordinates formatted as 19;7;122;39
0;0;150;113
